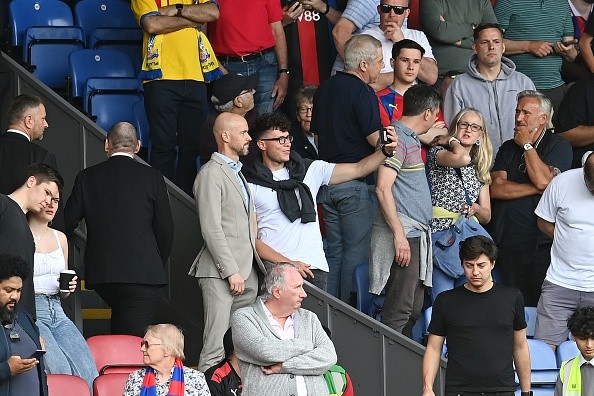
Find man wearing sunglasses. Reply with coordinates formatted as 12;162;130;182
0;255;47;396
490;90;572;307
361;0;438;90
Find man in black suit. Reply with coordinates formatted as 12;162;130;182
64;122;174;336
0;94;57;195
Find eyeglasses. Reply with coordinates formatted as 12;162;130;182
379;4;409;14
298;106;313;114
457;121;483;133
260;135;293;145
4;323;19;342
140;341;162;349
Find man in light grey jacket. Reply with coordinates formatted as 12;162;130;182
231;263;337;396
443;23;535;154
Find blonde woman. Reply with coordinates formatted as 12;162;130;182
428;108;493;302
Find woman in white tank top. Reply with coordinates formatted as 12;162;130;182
28;192;98;391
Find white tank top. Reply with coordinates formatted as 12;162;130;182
33;229;66;295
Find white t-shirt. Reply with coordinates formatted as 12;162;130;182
249;161;335;272
535;168;594;291
360;25;435;74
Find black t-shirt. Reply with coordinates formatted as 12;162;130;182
491;131;572;246
311;72;381;164
0;194;36;318
556;74;594;168
428;283;526;393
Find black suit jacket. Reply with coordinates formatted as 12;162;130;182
0;131;57;194
64;155;174;288
290;122;319;160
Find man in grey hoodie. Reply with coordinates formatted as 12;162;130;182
443;23;535;154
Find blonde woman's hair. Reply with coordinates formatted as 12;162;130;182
449;108;493;185
146;324;185;359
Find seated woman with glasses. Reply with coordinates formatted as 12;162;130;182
427;108;494;302
124;324;211;396
290;85;318;160
28;192;99;390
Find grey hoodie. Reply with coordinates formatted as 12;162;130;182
443;55;536;154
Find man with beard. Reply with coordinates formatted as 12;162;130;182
189;113;266;371
0;255;47;396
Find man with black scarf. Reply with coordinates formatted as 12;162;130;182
244;113;397;291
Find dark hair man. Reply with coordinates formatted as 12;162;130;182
0;255;48;396
422;236;531;396
0;94;56;195
371;84;440;338
1;163;63;319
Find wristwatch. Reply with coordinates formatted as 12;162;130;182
176;3;183;17
520;392;533;396
278;68;290;76
523;143;534;151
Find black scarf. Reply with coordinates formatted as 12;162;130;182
244;151;316;223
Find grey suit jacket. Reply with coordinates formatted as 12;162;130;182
189;154;264;280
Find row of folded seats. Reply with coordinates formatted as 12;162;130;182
49;334;146;395
353;262;579;396
8;0;149;156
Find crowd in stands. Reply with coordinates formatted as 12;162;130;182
2;0;594;394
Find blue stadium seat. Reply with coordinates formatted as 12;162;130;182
83;77;143;131
25;26;84;90
352;262;384;320
74;0;142;73
74;0;138;43
525;338;559;385
132;100;151;161
556;340;579;368
525;306;537;338
9;0;74;47
68;49;136;100
89;28;143;74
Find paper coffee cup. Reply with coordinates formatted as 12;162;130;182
59;270;76;292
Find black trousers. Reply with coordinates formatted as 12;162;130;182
143;79;208;196
93;283;160;337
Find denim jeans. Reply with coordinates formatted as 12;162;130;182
431;265;467;303
221;49;278;115
35;295;99;391
323;180;375;303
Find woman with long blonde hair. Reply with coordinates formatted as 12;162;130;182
428;108;493;301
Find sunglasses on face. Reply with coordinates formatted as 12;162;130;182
379;4;409;14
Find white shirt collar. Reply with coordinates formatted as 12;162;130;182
579;353;594;367
110;152;134;159
6;129;31;141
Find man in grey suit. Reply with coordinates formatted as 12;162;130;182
189;112;265;371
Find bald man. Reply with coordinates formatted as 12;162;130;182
189;113;266;371
65;122;174;336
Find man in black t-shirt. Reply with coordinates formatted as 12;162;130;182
310;34;384;303
489;90;572;307
556;74;594;169
422;236;532;396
